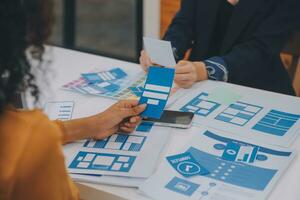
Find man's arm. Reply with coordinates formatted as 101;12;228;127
163;0;196;60
206;0;300;83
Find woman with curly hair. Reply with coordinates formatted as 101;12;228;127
0;0;145;199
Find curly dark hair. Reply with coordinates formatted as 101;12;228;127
0;0;54;113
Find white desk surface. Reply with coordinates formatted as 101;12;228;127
29;46;300;200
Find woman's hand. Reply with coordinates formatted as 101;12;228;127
174;60;208;88
93;100;146;139
61;100;146;143
139;50;153;72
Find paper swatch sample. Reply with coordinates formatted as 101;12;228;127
139;66;175;119
143;37;177;67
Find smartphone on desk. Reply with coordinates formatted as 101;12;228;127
143;110;194;129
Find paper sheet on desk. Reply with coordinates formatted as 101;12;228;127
139;127;295;200
169;81;300;147
143;37;176;67
44;101;74;121
67;126;171;178
70;174;144;188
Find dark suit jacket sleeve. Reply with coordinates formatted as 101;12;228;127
163;0;196;60
222;0;300;83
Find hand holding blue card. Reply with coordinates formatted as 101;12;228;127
139;66;175;119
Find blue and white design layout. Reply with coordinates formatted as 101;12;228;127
253;109;300;136
139;127;295;200
82;68;127;84
69;151;136;172
180;93;220;117
44;101;74;121
83;134;146;152
80;82;120;94
169;82;300;147
67;126;171;178
139;67;175;119
215;102;262;126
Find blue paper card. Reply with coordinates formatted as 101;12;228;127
167;152;210;177
110;68;127;79
69;151;136;173
82;68;127;84
139;67;175;119
81;73;102;84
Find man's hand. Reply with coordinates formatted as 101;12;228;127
139;50;153;72
174;61;208;88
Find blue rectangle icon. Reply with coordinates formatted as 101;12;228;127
165;177;200;196
180;92;220;116
83;134;146;152
222;142;241;161
69;151;136;172
139;67;175;119
215;102;262;126
253;109;300;136
136;122;154;132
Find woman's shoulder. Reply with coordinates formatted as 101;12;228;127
0;108;74;200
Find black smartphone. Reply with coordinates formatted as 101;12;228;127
143;110;194;129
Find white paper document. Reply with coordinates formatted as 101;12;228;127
44;101;74;120
139;127;295;200
70;173;144;188
143;37;177;67
67;126;171;178
169;81;300;147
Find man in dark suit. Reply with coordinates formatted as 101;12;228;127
140;0;300;95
